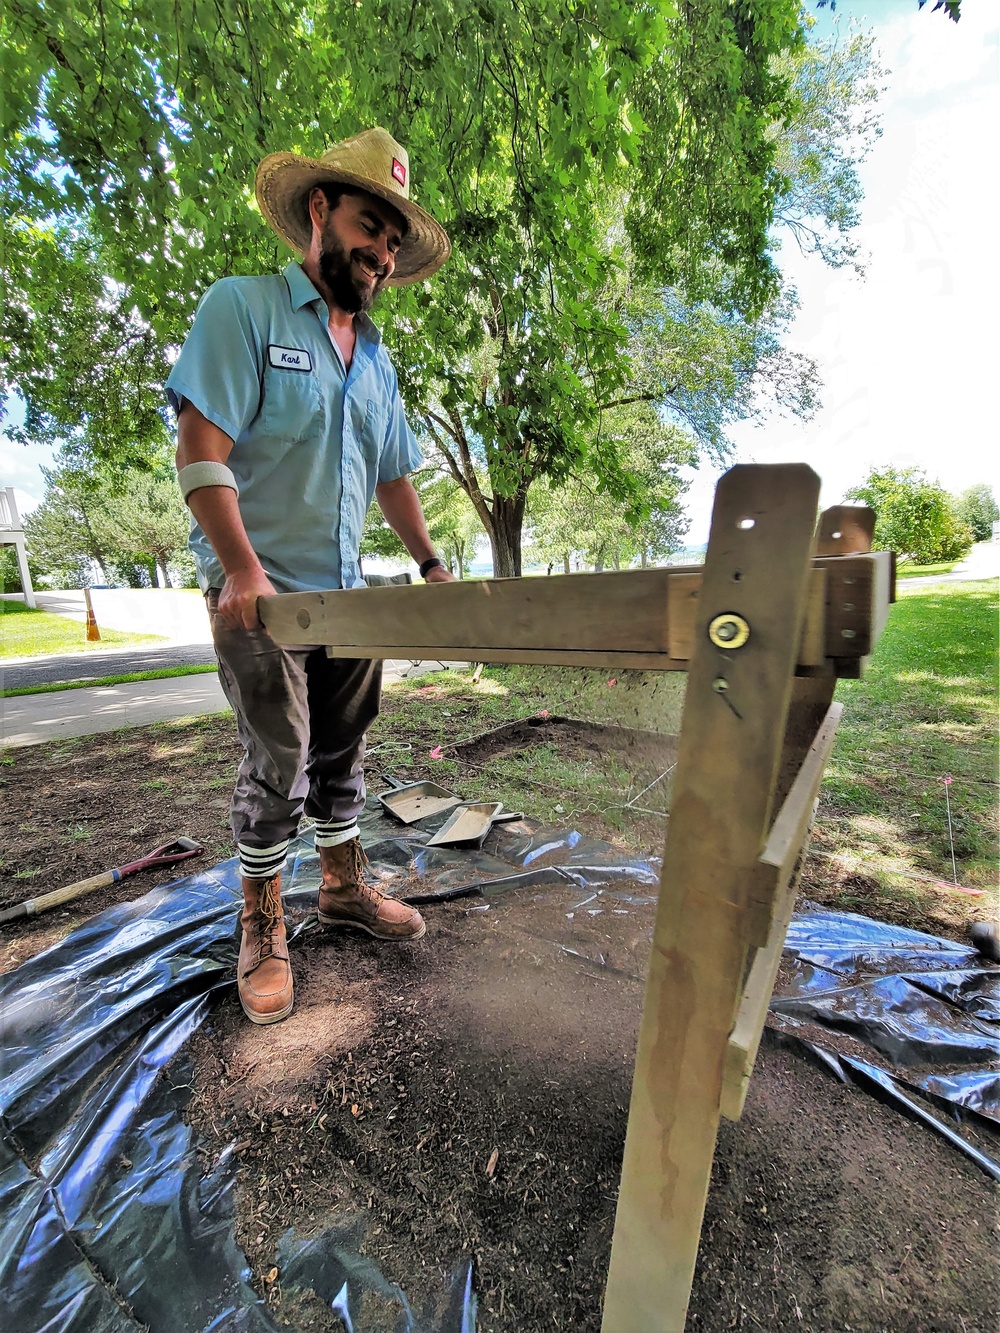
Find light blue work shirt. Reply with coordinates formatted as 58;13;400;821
166;261;422;594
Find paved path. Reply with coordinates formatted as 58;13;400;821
899;541;1000;589
3;673;232;747
2;659;460;749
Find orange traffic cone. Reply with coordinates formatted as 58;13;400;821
84;587;101;642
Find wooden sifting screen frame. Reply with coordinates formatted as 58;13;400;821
259;464;894;1331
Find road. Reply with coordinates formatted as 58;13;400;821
3;644;218;692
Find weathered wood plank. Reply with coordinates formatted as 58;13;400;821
722;701;844;1122
260;561;852;672
601;463;822;1333
745;699;844;948
815;549;894;667
668;567;827;665
261;568;682;657
814;504;876;555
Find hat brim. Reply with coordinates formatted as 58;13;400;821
255;152;451;285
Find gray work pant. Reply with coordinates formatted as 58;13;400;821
206;590;382;851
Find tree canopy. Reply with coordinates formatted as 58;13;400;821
5;1;883;574
846;467;973;565
955;484;998;544
24;451;193;588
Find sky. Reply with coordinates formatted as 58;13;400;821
2;0;997;544
680;0;999;544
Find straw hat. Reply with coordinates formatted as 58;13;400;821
255;127;450;285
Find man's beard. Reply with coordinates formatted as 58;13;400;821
318;228;386;314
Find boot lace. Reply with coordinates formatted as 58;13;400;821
349;841;383;908
251;876;283;966
326;840;381;907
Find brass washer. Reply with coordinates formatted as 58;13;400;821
708;613;750;650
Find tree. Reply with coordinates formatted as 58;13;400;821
771;26;887;273
25;466;120;587
4;3;881;574
845;467;973;564
1;225;173;470
361;469;481;577
955;484;999;544
93;473;192;587
526;404;693;572
23;453;192;587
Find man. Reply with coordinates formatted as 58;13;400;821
167;127;454;1026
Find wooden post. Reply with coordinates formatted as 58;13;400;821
601;463;822;1333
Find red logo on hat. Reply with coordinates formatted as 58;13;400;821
391;158;407;187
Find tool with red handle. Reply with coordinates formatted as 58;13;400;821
0;836;204;925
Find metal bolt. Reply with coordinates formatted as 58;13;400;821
841;628;856;640
712;677;729;693
708;613;751;650
842;602;855;611
296;609;312;629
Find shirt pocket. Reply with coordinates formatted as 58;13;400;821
259;366;323;444
355;398;387;464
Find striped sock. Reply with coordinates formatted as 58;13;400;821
313;816;360;849
238;839;289;881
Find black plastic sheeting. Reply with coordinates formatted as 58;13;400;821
772;908;1000;1129
1;800;996;1331
0;801;657;1333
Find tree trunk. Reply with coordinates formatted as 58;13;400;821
456;538;466;578
641;551;648;569
563;553;570;575
489;493;527;578
157;557;172;588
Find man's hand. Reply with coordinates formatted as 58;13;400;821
424;564;456;583
217;567;278;630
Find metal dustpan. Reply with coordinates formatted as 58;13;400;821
378;774;461;824
426;803;525;849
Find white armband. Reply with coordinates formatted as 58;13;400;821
178;461;239;503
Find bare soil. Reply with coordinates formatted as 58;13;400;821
1;713;996;1331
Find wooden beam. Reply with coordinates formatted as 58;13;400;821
667;567;826;665
259;560;853;673
601;463;822;1333
814;504;875;555
816;549;894;677
722;701;844;1122
745;699;844;948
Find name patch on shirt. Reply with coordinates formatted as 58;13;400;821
268;344;313;372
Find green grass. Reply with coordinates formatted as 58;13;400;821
4;664;218;697
369;664;683;843
809;578;999;934
1;600;164;658
370;587;997;938
895;560;958;579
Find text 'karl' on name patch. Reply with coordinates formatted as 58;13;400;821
268;344;313;372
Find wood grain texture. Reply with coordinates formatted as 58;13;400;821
722;701;844;1122
814;504;876;555
261;562;852;673
601;463;822;1333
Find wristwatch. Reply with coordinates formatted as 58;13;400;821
419;557;445;578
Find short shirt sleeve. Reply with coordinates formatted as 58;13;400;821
165;280;264;443
376;360;424;484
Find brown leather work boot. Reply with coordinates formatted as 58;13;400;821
238;874;294;1024
318;838;426;940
